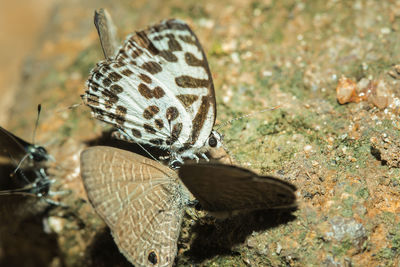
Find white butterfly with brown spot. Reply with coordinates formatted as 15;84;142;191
80;146;297;267
83;15;221;167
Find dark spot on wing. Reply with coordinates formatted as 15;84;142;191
159;51;177;62
138;84;165;99
153;87;165;98
85;94;99;106
115;106;127;125
175;75;209;88
166;107;179;121
191;96;210;144
154;119;164;130
149;139;163;145
144;124;156;134
138;83;152;99
102;77;112;87
176;94;199;108
143;105;160;119
166;34;182;51
139;73;152;84
131;128;142;138
110;84;123;94
141;61;162;74
109;72;122;82
121;69;133;76
185;52;204;67
148;251;158;265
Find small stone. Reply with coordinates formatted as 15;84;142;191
276;242;282;255
325;216;367;254
47;216;64;234
370;80;391;109
336;76;359;104
304;145;313;153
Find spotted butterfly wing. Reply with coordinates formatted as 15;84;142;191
178;163;297;214
80;146;190;267
83;19;221;164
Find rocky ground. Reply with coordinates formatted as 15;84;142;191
1;0;400;266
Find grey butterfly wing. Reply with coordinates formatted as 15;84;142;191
113;201;184;267
80;146;187;267
178;163;297;212
94;8;119;60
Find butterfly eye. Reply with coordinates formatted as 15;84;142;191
30;146;48;162
148;250;158;265
170;160;182;169
208;136;218;147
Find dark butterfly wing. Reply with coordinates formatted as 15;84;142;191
0;126;51;198
0;168;51;197
178;163;297;212
0;126;49;165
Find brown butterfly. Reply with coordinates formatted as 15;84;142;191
80;146;296;267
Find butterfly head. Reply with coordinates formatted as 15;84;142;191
28;145;49;162
205;130;222;149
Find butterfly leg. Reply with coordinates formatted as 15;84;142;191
200;153;209;161
42;197;68;207
112;130;134;143
191;154;200;163
169;154;184;169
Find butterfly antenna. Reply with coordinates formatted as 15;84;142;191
135;142;160;163
7;151;30;184
215;105;281;131
32;104;42;145
55;102;82;113
12;153;31;176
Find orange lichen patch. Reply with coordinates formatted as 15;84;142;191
369;186;400;214
336;76;363;104
369;224;389;251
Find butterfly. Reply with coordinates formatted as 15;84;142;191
0;125;53;201
0;166;51;199
83;19;221;166
80;146;190;267
80;146;297;267
0;126;49;167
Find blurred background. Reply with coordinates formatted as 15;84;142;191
0;0;53;125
